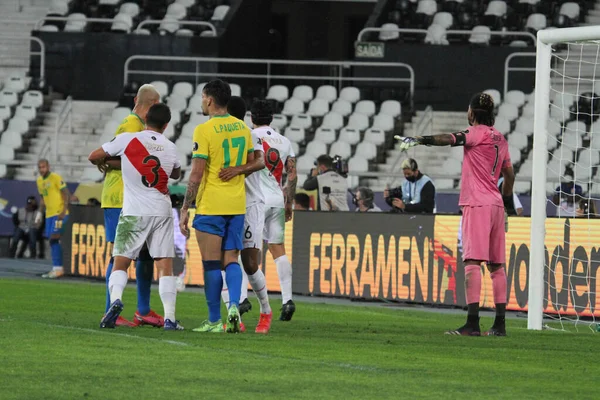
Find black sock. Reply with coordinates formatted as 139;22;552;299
467;303;480;328
494;303;506;326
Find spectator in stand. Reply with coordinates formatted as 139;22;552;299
354;187;381;212
294;193;311;210
576;197;597;218
553;172;583;217
10;196;42;258
384;158;435;213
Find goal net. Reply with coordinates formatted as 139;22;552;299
529;27;600;331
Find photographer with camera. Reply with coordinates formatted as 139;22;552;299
384;158;435;213
353;187;381;212
303;154;349;211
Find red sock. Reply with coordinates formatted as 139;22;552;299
464;265;482;305
490;267;507;304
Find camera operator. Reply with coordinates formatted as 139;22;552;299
384;158;435;213
303;154;349;211
353;187;381;212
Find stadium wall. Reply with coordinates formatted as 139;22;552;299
62;206;600;318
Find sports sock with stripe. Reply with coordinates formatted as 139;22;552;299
159;276;177;322
248;269;271;314
275;255;293;304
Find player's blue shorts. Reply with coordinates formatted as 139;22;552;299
192;214;244;251
104;208;122;243
44;215;69;238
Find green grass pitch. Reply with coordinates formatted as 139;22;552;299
0;278;597;399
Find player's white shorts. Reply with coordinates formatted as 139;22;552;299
243;203;265;249
113;215;175;259
263;206;285;244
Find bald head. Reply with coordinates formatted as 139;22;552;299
135;84;160;107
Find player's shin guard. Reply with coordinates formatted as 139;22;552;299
248;269;271;314
105;257;115;313
135;257;153;316
49;238;62;268
225;262;242;309
159;276;177;322
203;260;223;323
275;255;293;304
464;264;482;323
108;270;128;304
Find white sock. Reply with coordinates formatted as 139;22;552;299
240;268;249;303
159;276;177;322
108;270;128;304
248;269;271;314
53;266;63;271
220;270;230;308
275;255;293;304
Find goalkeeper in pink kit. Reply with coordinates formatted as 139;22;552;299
399;93;515;336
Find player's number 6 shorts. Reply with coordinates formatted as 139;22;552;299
113;215;175;259
243;203;265;249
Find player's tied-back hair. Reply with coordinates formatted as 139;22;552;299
203;79;232;108
469;92;495;126
146;103;171;132
250;99;274;126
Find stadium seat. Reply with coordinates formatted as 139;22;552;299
0;146;15;161
211;5;230;21
435;179;454;190
378;23;400;41
508;132;528;150
189;113;209;125
442;157;462;175
292;85;314;103
345;113;369;131
514;181;531;193
331;100;352;117
230;84;241;97
483;89;502;106
284;127;305;143
170;110;181;126
497;103;519;121
0;163;6;177
186;95;203;113
315;127;337;144
166;3;187;19
297;155;315;173
560;3;580;21
372;114;394;132
0;130;21;149
134;28;151;35
307;98;329;117
505;90;526;108
290;141;300;156
163;124;175;140
364;128;385;146
111;107;131;122
339;87;360;104
339;128;361;145
289;114;312;130
329;141;352;159
4;76;26;93
181;122;196;139
469;26;491;45
159;19;180;34
243;111;252;128
81;168;104;182
64;13;87;32
354;100;376;117
565;120;586;138
172;82;194;99
522;102;535;117
148;81;168;100
514;117;534;134
120;2;140;17
449;145;463;160
321;112;344;130
0;91;18;107
39;25;59;32
526;14;547;33
7;117;28;135
200;30;216;37
282;98;304;116
574;163;593;181
167;95;188;113
508;145;522;164
315;85;337;103
306;140;327;158
415;0;437;28
424;24;449;45
578;149;600;167
494;116;510;134
48;0;69;16
432;12;453;29
271;114;287;131
485;1;507;17
355;141;377;160
15;105;36;122
195;82;207;95
267;85;289;103
0;106;11;121
348;156;369;173
380;100;401;118
111;13;133;33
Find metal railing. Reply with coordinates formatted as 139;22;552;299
124;55;415;100
356;27;537;45
0;35;46;83
135;20;217;36
504;52;536;98
54;96;73;162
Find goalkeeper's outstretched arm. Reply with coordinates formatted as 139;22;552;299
396;131;467;150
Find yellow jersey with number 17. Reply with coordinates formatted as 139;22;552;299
36;172;67;218
101;113;145;208
192;114;253;215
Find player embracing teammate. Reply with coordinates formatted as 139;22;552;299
399;92;515;336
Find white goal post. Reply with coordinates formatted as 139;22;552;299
529;26;600;331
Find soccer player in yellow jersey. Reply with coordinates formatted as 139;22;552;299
36;159;69;279
99;84;164;328
179;79;258;333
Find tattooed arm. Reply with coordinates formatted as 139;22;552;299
284;156;297;222
179;157;206;237
397;131;467;150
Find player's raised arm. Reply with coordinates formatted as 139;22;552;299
395;130;467;150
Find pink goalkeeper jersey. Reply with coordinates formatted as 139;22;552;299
458;125;511;207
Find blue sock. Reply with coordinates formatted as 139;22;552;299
225;262;242;309
135;259;153;316
203;260;223;323
50;239;62;267
105;257;114;313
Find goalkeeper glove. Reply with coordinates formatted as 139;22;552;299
395;136;420;151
